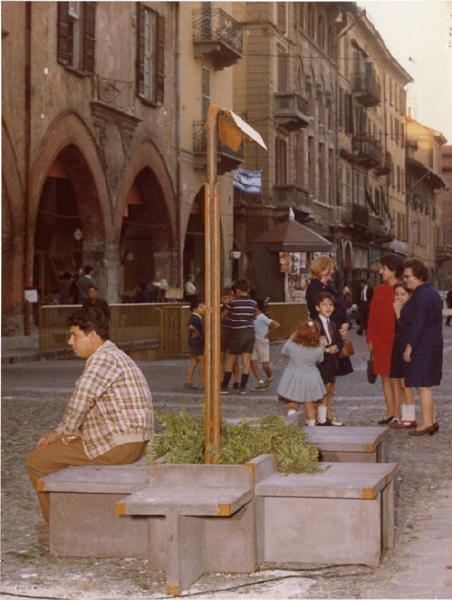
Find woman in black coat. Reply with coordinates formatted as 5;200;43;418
401;259;443;436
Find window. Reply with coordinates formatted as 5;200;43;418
275;138;288;185
396;166;400;192
136;3;165;105
307;4;315;38
294;132;303;187
395;118;400;144
328;148;334;204
57;2;96;74
345;169;352;204
318;142;325;201
201;67;210;121
308;136;315;193
277;46;288;92
277;2;286;33
317;15;325;49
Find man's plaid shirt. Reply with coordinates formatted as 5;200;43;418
57;340;154;458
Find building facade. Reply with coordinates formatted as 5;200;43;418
438;145;452;289
405;117;447;285
232;1;348;299
336;7;412;291
2;1;181;334
178;2;242;295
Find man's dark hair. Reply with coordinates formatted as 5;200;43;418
190;298;203;311
256;298;268;312
403;258;429;282
235;277;250;293
380;254;404;278
68;308;109;340
87;285;98;291
83;265;94;275
315;292;335;307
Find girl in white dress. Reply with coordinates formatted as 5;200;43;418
277;321;326;425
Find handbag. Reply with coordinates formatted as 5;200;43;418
367;354;377;384
339;340;354;358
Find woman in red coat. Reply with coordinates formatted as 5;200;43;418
367;254;404;425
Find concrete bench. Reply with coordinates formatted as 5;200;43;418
39;457;149;558
255;457;397;568
116;461;261;596
303;426;389;463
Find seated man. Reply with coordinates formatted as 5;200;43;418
26;307;154;526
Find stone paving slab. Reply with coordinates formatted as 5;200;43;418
1;327;452;598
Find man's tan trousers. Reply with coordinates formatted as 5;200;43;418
26;439;146;523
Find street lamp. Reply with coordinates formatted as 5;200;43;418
203;106;266;463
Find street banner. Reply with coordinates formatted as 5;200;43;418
233;169;263;193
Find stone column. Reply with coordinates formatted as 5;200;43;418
82;240;108;299
104;243;121;303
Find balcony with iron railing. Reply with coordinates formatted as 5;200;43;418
273;92;310;132
192;8;243;69
272;184;312;216
192;121;244;174
374;150;393;177
436;243;452;261
353;63;381;107
352;134;383;169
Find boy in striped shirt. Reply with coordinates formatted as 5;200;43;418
221;278;257;395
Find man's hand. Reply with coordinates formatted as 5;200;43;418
403;345;412;363
36;431;60;448
327;345;339;354
368;341;373;353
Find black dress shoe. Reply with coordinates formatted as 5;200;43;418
409;424;435;436
432;421;439;432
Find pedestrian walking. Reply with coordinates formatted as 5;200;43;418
221;277;257;395
250;299;280;391
58;271;75;304
82;285;111;321
26;307;153;527
401;259;443;436
76;265;96;301
313;292;344;426
357;279;374;335
184;299;205;389
277;321;326;424
367;254;405;425
388;283;417;429
184;274;197;304
220;288;240;390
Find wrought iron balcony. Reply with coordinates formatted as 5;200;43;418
352;134;383;169
193;121;244;175
273;92;310;132
93;75;135;116
388;239;409;256
332;202;368;229
436;243;452;262
353;63;381;107
374;151;393;177
192;8;243;69
273;184;312;216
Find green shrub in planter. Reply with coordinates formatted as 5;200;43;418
149;412;320;474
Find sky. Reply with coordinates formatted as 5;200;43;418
359;0;452;144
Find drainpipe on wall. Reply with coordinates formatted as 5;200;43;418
24;2;32;335
174;2;182;287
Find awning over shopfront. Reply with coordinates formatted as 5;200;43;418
251;219;335;253
407;157;447;190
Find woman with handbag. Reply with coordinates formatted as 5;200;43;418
367;254;405;425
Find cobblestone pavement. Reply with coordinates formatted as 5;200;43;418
1;326;452;599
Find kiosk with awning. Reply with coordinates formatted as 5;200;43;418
251;217;335;302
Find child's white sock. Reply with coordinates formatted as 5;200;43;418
317;405;327;424
306;419;316;426
403;404;416;421
288;409;298;416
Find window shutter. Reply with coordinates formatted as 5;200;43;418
156;14;165;104
83;2;96;74
57;2;73;66
136;3;145;98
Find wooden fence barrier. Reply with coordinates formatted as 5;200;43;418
38;302;308;358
